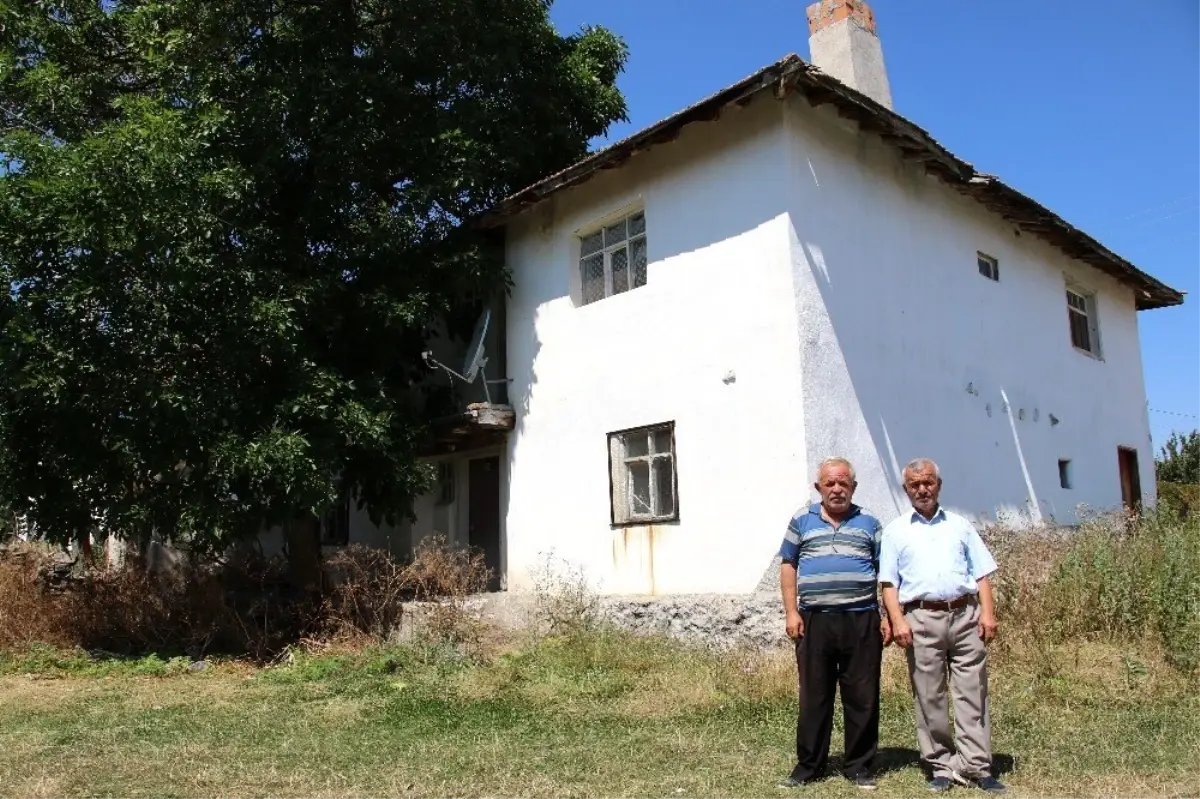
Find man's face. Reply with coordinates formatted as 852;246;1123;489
904;467;941;516
815;464;856;514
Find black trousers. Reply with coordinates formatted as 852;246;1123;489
790;609;883;781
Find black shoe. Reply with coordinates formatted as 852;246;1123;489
928;777;952;793
778;775;817;789
973;776;1007;794
850;773;877;790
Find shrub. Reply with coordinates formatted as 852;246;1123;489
1158;481;1200;519
69;550;321;660
0;542;76;649
528;551;602;637
321;535;491;650
1004;506;1200;674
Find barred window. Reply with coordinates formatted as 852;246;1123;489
608;422;678;525
579;210;648;305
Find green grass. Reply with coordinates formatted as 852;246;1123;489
0;631;1195;798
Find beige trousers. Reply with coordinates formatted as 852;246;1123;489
904;602;992;780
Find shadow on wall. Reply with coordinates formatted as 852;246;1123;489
790;121;1057;525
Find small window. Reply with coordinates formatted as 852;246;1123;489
435;462;455;506
579;210;648;305
320;496;350;546
977;252;999;281
1065;287;1101;356
608;422;677;525
1058;459;1072;490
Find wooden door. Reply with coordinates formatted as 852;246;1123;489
1118;447;1142;509
468;457;502;591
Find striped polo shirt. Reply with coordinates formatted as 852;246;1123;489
779;503;883;611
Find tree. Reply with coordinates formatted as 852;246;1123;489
0;0;628;556
1156;430;1200;485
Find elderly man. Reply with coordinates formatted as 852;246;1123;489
778;457;890;791
879;458;1007;795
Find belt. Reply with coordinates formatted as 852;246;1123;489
904;595;974;613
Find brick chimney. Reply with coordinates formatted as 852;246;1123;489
805;0;893;109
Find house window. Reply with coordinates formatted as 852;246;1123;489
977;252;999;281
435;462;455;505
608;422;677;525
320;496;350;546
579;210;648;305
1058;459;1072;490
1065;287;1100;356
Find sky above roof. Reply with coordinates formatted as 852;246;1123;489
550;0;1199;451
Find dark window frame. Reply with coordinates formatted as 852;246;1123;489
1058;459;1072;490
606;421;680;528
977;251;999;282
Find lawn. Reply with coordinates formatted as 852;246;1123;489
0;631;1195;799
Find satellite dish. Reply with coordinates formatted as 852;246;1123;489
461;308;490;382
421;306;510;405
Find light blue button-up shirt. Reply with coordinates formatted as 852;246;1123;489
878;506;998;604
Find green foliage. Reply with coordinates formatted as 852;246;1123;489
1156;430;1200;484
0;642;192;677
1158;480;1200;518
1038;507;1200;673
0;1;628;552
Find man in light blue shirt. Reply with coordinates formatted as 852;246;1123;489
879;458;1006;795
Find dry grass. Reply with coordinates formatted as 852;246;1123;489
0;629;1195;799
0;544;76;649
0;510;1196;797
0;535;493;662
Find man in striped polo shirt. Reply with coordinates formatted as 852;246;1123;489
778;457;891;790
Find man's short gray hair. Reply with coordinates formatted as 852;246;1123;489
817;456;856;482
903;458;941;480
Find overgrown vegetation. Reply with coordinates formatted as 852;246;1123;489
0;535;490;661
985;504;1200;675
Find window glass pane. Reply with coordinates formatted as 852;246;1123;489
653;457;674;517
1066;290;1086;312
580;231;603;257
611;247;629;294
581;254;605;305
628;212;646;237
630;236;647;288
1069;310;1091;351
624;431;649;458
628;461;651;516
604;220;627;247
652;427;672;454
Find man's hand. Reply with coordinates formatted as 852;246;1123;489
786;610;805;640
891;617;913;648
977;611;998;643
880;616;893;646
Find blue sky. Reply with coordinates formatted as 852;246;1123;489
550;0;1199;453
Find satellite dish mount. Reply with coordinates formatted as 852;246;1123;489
421;307;510;405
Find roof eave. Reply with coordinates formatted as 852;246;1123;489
475;56;1185;311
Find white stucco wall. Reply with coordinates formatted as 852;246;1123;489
781;96;1156;528
504;98;808;595
496;82;1157;596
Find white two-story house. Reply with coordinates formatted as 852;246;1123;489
306;0;1185;596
